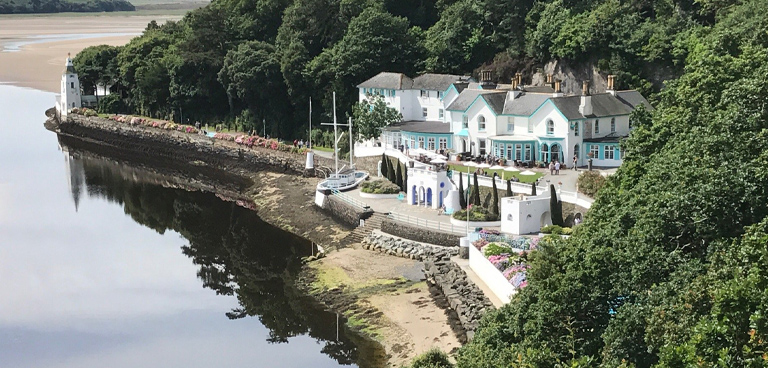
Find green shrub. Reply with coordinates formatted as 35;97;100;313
483;242;513;256
561;227;573;235
452;206;491;221
409;348;454;368
577;170;607;197
360;179;400;194
540;225;562;234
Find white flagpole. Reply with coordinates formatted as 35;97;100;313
309;97;312;149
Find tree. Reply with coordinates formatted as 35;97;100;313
459;173;467;209
395;163;404;190
387;158;396;183
531;181;537;196
351;94;402;140
549;184;564;226
424;0;494;73
73;45;120;98
490;178;500;220
380;153;389;177
506;179;513;197
472;172;481;206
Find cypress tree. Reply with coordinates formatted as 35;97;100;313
531;181;537;196
506;179;513;197
459;173;467;209
387;159;396;183
472;172;481;206
491;178;500;219
550;184;564;226
403;164;408;193
380;154;389;177
395;163;404;191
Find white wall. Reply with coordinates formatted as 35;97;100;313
500;195;552;235
469;243;517;304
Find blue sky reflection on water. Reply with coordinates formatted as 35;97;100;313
0;85;355;368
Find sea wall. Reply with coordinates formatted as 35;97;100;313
59;115;312;176
380;219;461;247
321;194;373;228
363;233;494;341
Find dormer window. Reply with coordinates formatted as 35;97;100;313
478;115;486;131
462;115;468;129
610;118;616;132
594;120;600;134
507;117;514;132
547;119;554;134
437;91;442;99
420;90;427;97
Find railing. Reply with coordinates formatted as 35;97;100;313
456;172;546;194
388;212;467;235
330;189;370;211
557;190;594;208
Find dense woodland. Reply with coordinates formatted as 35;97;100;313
74;0;768;367
76;0;721;139
0;0;134;13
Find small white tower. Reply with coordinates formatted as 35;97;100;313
60;53;81;116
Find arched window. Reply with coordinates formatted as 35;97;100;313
574;122;579;136
547;119;554;134
541;143;549;162
478;115;486;130
574;144;579;158
594;120;600;134
610;118;616;132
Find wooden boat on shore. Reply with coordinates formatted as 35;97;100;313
316;165;368;191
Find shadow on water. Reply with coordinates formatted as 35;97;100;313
59;137;387;368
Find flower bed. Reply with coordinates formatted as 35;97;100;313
471;237;536;290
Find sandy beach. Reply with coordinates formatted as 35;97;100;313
0;15;180;92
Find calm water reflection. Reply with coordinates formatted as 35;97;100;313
0;85;378;367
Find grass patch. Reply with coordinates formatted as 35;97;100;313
310;265;351;291
448;164;543;183
312;146;334;152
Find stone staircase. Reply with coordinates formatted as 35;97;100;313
341;212;388;246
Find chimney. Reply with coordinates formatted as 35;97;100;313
607;74;616;95
515;73;522;89
579;80;592;116
552;80;563;97
511;77;518;90
546;73;553;84
480;70;496;89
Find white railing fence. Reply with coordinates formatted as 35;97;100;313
388;212;467;235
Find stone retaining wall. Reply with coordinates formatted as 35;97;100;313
60;115;314;176
381;219;462;248
321;194;373;228
363;233;493;341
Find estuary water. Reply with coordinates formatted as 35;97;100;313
0;85;375;367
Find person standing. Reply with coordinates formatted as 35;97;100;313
573;155;578;170
549;161;555;175
555;161;561;175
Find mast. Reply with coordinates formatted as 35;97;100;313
348;116;353;167
309;97;312;149
333;92;338;175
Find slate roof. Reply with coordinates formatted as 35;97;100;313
550;93;634;120
357;72;414;89
583;132;627;143
616;90;653;111
445;90;504;111
523;85;556;93
503;93;552;116
382;120;452;134
412;74;466;91
483;94;507;115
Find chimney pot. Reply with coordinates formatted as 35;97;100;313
515;73;522;87
554;80;561;93
546;73;552;84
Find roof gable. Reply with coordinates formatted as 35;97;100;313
357;72;413;90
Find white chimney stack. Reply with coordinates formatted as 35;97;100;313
579;81;592;116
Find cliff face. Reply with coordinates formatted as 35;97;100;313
530;59;677;94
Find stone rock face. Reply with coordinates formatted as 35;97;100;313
363;233;494;341
60;115;312;177
321;195;373;228
380;219;462;247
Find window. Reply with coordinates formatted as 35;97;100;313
70;82;74;89
574;122;579;136
478;139;486;155
506;144;513;160
437;91;442;99
605;145;615;159
420;90;427;97
439;109;444;119
524;144;532;161
590;145;600;158
547;119;554;134
428;137;436;150
410;137;415;149
72;102;75;108
478;115;486;131
515;144;522;160
462;115;468;129
418;136;425;148
439;137;447;150
594;120;600;134
528;119;533;133
507;117;514;132
574;144;580;158
541;143;549;162
610;118;616;132
423;108;428;118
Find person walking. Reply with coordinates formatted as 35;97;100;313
555;161;561;175
573;155;578;170
549;161;555;175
